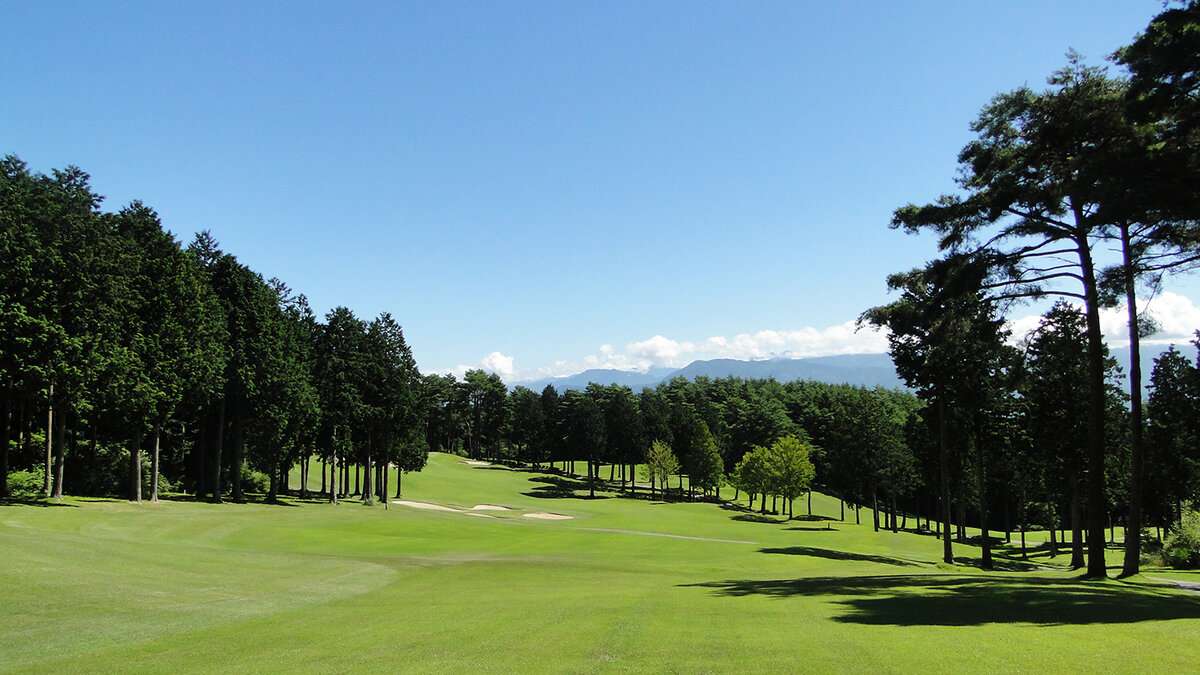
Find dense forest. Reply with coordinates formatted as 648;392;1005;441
3;2;1200;581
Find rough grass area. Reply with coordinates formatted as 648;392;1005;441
2;453;1198;673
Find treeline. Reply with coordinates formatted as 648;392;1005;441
421;371;920;517
868;2;1200;576
0;156;426;503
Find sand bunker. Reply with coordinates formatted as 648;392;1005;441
392;500;460;512
463;460;491;466
471;504;509;511
524;512;573;520
464;512;495;518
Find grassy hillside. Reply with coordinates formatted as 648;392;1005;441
2;453;1198;673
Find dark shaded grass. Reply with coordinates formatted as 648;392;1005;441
684;574;1200;626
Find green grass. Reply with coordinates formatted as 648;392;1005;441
3;453;1198;673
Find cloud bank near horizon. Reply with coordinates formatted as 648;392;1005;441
446;320;893;383
446;291;1200;384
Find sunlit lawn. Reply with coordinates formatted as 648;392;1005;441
2;452;1198;673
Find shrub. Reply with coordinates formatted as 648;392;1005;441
1164;509;1200;569
242;468;270;495
6;468;46;499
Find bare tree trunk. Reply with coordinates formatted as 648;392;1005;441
330;442;338;505
150;424;161;502
300;455;309;499
44;385;53;497
973;427;991;570
937;396;954;564
363;452;373;502
130;429;143;503
872;491;880;532
1070;473;1085;569
212;398;225;504
1078;234;1109;578
1121;222;1146;577
51;408;66;500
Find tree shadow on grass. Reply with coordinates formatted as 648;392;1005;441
760;546;924;567
952;554;1045;572
731;513;788;524
0;498;79;508
683;574;1200;626
784;525;839;532
790;514;836;522
522;475;611;500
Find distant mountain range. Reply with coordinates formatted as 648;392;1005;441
512;342;1200;394
515;353;906;392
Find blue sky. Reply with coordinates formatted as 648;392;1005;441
5;1;1198;381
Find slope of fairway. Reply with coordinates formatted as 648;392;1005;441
3;453;1199;673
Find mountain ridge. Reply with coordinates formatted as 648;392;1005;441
511;342;1200;393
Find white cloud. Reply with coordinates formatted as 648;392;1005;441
445;351;517;380
448;292;1200;385
476;321;893;384
626;335;696;364
1007;291;1200;347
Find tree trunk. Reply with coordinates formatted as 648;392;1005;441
1049;520;1059;558
267;459;279;503
150;424;161;503
44;386;53;497
382;460;389;509
973;427;991;570
956;489;967;541
937;396;954;564
212;398;225;503
872;491;880;532
1077;233;1109;577
130;429;143;503
50;408;66;500
0;379;12;499
396;468;404;499
300;455;309;499
330;429;338;505
231;413;245;502
840;498;845;522
1121;222;1146;577
363;452;373;502
1069;474;1085;569
808;491;812;516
